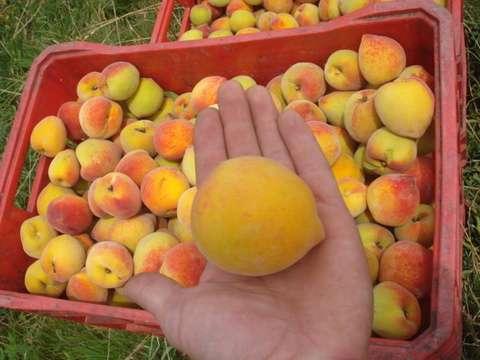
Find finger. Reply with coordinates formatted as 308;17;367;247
195;108;227;185
218;80;261;158
122;272;181;319
278;110;349;218
246;86;294;170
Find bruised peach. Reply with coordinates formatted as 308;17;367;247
281;62;326;103
318;91;355;127
47;194;93;235
141;167;190;216
160;243;207;287
76;72;106;102
154;119;194;161
405;156;434;204
30;116;67;157
367;174;420;227
75;139;122;181
57;101;86;141
115;150;157;186
331;153;364;182
109;213;156;252
36;183;74;216
190;76;226;115
48;149;80;187
66;270;108;303
307;121;342;165
133;231;179;274
379;240;433;298
358;34;406;86
394;204;435;248
119;120;155;155
102;61;140;101
285;100;326;122
337;178;367;217
344;89;382;143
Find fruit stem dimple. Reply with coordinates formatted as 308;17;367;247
105;267;112;274
135;128;146;133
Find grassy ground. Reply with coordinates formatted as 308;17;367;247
0;0;478;359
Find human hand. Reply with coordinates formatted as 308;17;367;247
123;81;372;360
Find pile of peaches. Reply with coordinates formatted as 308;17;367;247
178;0;446;40
21;33;434;340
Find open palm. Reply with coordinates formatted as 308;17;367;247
124;81;372;360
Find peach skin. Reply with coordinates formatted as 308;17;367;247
101;61;140;101
337;178;367;217
110;213;157;252
179;29;204;41
375;77;435;139
379;240;433;298
153;119;194;161
48;149;80;188
181;145;197;185
133;231;179;274
293;3;319;27
115;150;157;186
190;3;212;26
57;101;86;141
394;204;435;248
355;209;375;224
232;75;257;90
85;241;133;289
76;71;106;101
30;116;67;157
270;13;299;30
263;0;293;13
177;187;197;229
66;270;109;303
110;289;137;307
405;156;435;204
168;218;194;243
364;247;379;284
25;260;66;297
173;92;195;119
90;172;142;219
324;50;364;91
141;167;190;216
318;91;355;127
155;155;181;168
339;0;370;15
367;174;420;227
190;76;226;115
257;11;276;31
91;217;117;242
75;139;122;181
366;127;417;172
119;120;156;155
318;0;341;20
331;153;364;183
226;0;252;16
230;10;257;32
398;65;434;90
307;121;342;165
285;100;327;122
266;74;286;109
127;78;164;118
372;281;421;340
159;243;207;287
150;92;177;123
79;96;123;139
281;62;326;103
331;126;357;157
358;222;395;259
343;89;382;143
208;29;233;38
235;27;260;35
40;234;86;283
20;215;57;259
46;194;93;235
36;183;75;216
74;233;95;252
211;16;231;31
358;34;406;86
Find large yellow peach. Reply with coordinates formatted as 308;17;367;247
102;61;140;101
367;174;420;227
192;156;324;276
85;241;133;289
115;150;157;187
30;116;67;157
324;50;364;91
36;183;74;216
20;215;57;259
141;167;190;216
281;62;325;104
66;270;109;303
160;243;207;287
24;260;66;297
358;34;406;86
375;77;434;139
127;78;164;118
133;231;179;274
48;149;80;188
343;89;381;143
40;234;86;283
307;121;342;165
75;139;122;181
110;213;157;252
317;91;355;127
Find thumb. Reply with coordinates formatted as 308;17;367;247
121;272;181;318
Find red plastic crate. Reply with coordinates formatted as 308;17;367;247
0;2;462;358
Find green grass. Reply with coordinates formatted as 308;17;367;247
0;0;479;358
